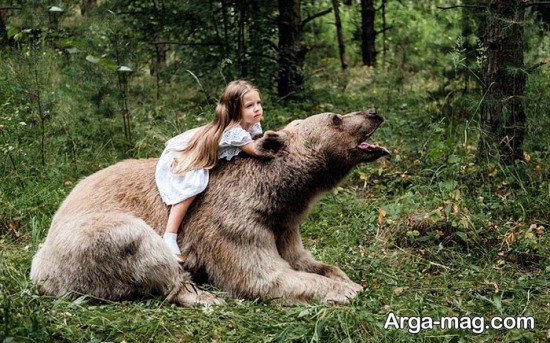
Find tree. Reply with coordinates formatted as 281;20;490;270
360;0;376;66
80;0;97;16
277;0;304;100
332;0;348;70
0;9;9;48
236;0;248;76
478;0;527;163
277;0;331;100
232;0;279;83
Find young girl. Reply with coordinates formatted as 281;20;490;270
155;80;264;262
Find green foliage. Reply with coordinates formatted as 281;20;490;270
0;1;548;342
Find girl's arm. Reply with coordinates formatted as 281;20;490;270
241;130;287;158
240;142;260;156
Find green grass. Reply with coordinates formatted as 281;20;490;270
1;196;548;342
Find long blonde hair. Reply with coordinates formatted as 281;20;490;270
170;80;259;175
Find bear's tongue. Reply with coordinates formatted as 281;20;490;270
358;140;390;154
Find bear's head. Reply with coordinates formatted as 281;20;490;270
255;109;389;169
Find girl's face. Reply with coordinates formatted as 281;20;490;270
240;89;263;128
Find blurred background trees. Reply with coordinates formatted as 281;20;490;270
0;0;548;167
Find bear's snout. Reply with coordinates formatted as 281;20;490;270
364;108;384;125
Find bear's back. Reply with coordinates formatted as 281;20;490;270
51;159;167;233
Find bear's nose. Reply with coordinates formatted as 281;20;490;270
365;108;384;123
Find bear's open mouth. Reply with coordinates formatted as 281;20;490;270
357;134;390;155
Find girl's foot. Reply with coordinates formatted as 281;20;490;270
163;232;184;263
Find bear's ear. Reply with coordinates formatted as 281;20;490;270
254;130;287;157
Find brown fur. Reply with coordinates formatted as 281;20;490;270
30;111;388;305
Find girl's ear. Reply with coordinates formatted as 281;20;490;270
254;130;287;157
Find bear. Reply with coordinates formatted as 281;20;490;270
30;110;389;306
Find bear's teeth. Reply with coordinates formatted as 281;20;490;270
358;141;372;148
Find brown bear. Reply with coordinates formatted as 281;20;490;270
30;110;389;306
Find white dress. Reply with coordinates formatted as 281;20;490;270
155;122;262;205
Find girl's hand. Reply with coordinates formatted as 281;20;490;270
241;142;277;158
241;131;286;158
240;142;260;157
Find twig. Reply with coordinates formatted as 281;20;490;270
33;67;46;166
437;5;487;10
0;129;24;186
525;59;549;73
376;25;393;35
373;236;452;271
116;11;148;15
521;289;531;315
262;38;279;51
248;52;278;63
394;244;452;270
150;41;222;46
302;8;332;28
521;1;550;8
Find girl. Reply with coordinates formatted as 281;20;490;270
155;80;265;262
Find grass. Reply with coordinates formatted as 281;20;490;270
1;198;548;342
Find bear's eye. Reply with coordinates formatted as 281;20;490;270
332;114;342;126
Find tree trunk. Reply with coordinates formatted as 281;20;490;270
150;43;167;76
80;0;97;16
478;0;526;163
332;0;348;70
237;0;248;77
381;0;387;66
220;0;231;57
360;0;376;66
0;10;9;48
277;0;304;100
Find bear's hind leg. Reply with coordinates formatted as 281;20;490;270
99;214;225;306
32;213;224;306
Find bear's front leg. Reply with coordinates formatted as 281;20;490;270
207;246;360;304
277;269;361;304
250;261;361;304
277;227;363;293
